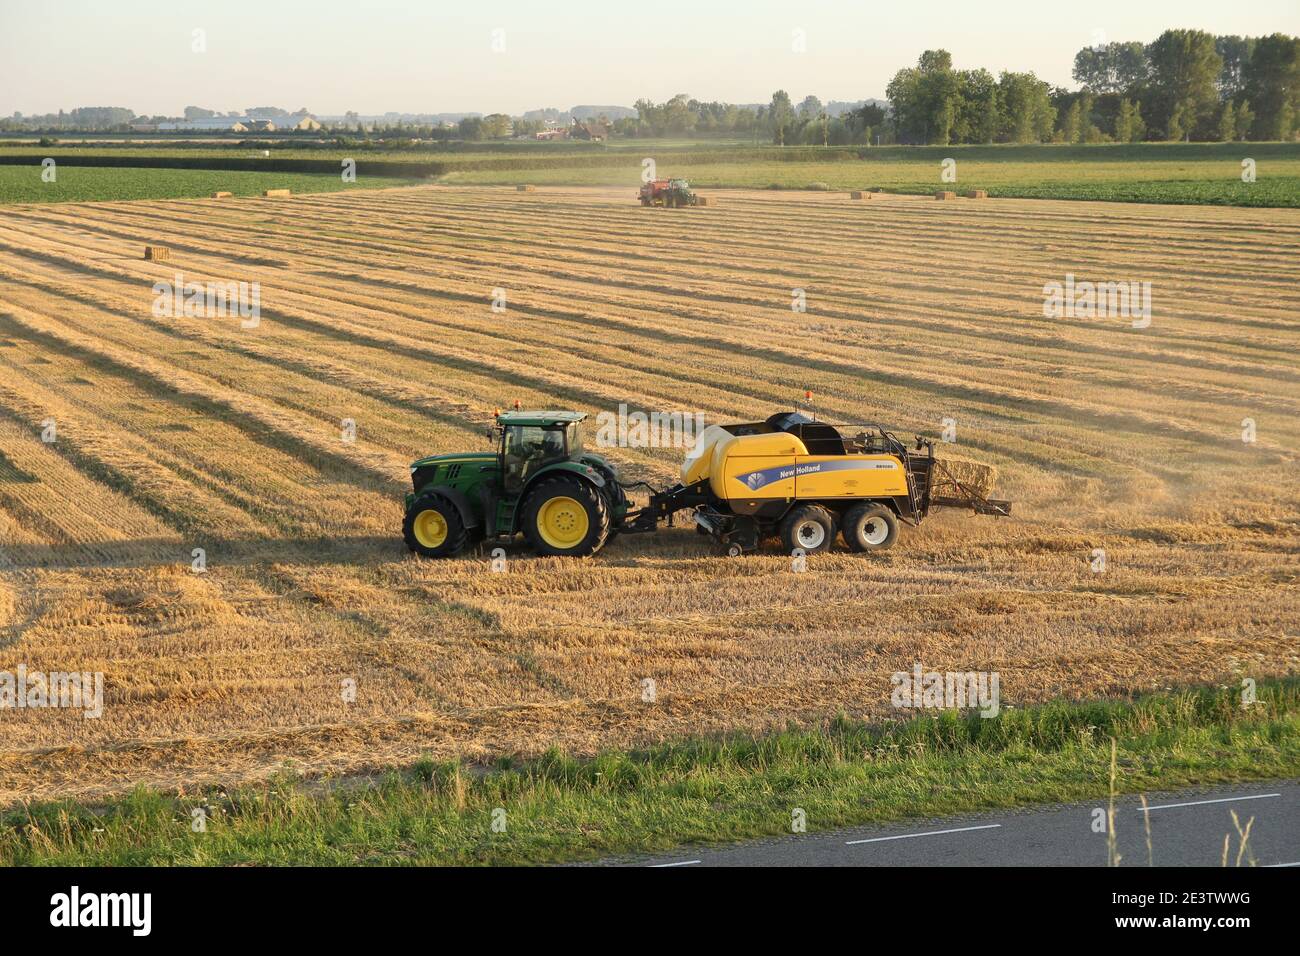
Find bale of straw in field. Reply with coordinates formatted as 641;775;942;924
850;190;872;200
262;189;291;198
935;190;956;200
516;184;536;192
932;456;998;499
143;245;170;261
965;189;988;199
211;191;233;199
695;196;713;206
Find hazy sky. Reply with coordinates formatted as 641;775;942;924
3;0;1297;116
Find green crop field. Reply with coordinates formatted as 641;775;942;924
1;141;1297;206
439;144;1300;207
0;165;417;204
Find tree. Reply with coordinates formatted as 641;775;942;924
1073;41;1148;94
916;52;960;144
1242;33;1300;140
997;72;1056;143
457;116;484;140
1234;100;1255;140
1216;36;1256;99
484;114;514;138
1114;98;1146;142
1113;42;1151;93
1145;29;1222;140
1217;101;1237;141
660;94;697;135
797;95;823;120
954;69;999;144
885;68;925;143
853;102;887;127
1061;100;1082;143
884;50;960;144
849;102;886;145
769;90;794;145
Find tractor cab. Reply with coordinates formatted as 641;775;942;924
498;412;586;494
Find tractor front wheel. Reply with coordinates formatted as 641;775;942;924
403;494;468;558
522;476;611;557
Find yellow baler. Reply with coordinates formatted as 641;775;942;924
622;411;1009;556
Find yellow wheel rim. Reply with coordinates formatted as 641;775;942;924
413;509;448;548
536;495;589;550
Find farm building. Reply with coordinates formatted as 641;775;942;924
158;119;249;132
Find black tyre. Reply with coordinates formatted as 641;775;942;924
403;494;468;558
779;504;836;555
521;475;611;557
842;502;898;552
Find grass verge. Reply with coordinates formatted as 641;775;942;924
4;678;1297;865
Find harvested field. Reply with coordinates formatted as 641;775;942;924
0;184;1297;804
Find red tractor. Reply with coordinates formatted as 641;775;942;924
638;178;699;208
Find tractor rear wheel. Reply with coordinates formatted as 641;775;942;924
403;494;468;558
522;476;610;557
780;504;836;555
842;502;898;552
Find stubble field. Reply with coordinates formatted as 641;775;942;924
0;184;1297;805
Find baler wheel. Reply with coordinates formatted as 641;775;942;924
842;502;898;552
780;504;836;555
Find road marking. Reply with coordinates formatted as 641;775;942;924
650;859;701;867
1266;862;1300;868
1142;793;1281;812
845;824;1001;845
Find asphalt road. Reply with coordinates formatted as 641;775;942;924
617;779;1300;867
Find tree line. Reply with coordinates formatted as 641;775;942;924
890;30;1298;144
622;94;886;145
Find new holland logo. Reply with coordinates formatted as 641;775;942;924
737;459;897;491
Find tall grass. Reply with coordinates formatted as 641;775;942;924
3;679;1296;866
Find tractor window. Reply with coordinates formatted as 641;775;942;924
503;425;569;493
567;422;585;457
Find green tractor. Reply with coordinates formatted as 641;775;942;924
403;410;630;559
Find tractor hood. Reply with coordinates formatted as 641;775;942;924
409;451;497;470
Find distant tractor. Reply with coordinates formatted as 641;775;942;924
638;178;699;208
